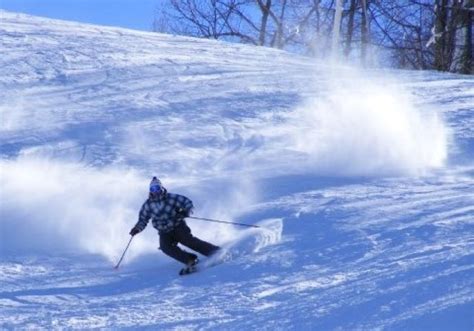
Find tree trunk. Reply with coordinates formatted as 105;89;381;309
344;0;357;58
257;0;272;46
269;0;287;49
434;0;449;71
332;0;344;57
361;0;369;66
275;0;288;49
446;0;463;71
460;0;473;74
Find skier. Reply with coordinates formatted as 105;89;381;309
129;177;220;273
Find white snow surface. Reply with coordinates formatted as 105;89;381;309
1;11;473;330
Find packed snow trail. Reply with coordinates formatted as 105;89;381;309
1;11;474;330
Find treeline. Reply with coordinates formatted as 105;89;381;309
153;0;473;74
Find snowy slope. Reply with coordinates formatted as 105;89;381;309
1;11;474;330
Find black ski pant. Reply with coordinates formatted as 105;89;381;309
159;222;220;265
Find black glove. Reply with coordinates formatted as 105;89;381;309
176;208;190;218
129;226;140;236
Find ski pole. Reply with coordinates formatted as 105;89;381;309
187;216;260;228
114;236;134;270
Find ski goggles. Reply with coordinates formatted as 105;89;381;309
150;184;163;193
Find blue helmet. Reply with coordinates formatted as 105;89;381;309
149;176;164;194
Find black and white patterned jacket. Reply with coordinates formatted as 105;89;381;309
134;190;193;234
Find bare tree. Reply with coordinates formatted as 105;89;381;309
460;0;473;73
153;0;472;74
332;0;344;55
428;0;473;72
256;0;272;45
341;0;370;64
154;0;258;44
360;0;370;65
344;0;357;57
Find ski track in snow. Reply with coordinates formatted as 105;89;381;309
1;11;474;330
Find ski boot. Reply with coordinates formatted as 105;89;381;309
179;258;199;276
